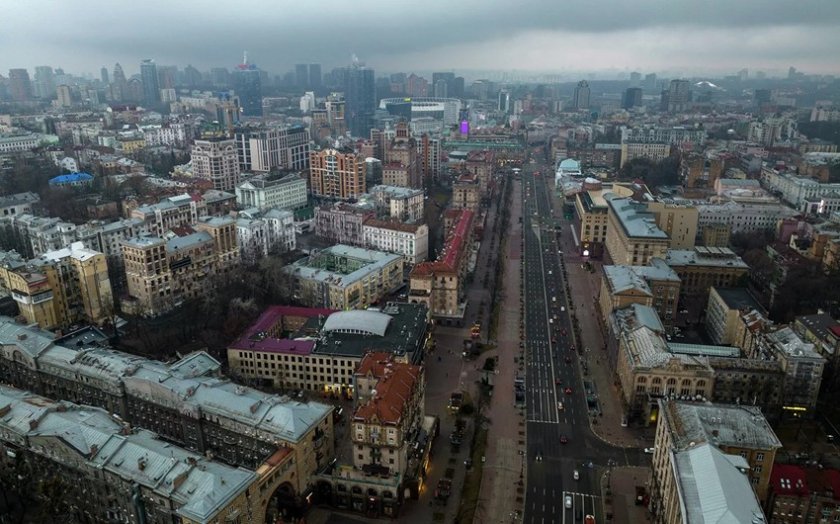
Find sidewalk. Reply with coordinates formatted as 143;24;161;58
549;182;648;449
601;467;651;524
473;178;526;524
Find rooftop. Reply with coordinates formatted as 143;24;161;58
673;443;766;524
369;185;423;199
286;245;402;287
411;209;473;277
664;247;749;269
796;312;840;342
229;306;334;355
624;326;712;371
611;303;665;334
668;343;741;358
49;172;94;185
353;352;422;426
712;287;765;314
166;231;213;252
661;399;782;451
606;195;668;240
0;385;255;524
765;327;824;361
314;302;428;363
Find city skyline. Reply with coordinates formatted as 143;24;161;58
2;0;840;77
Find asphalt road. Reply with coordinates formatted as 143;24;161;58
520;163;646;524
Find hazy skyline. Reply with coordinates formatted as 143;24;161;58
3;0;840;78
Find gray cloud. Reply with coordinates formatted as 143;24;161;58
2;0;839;76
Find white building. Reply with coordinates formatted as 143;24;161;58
620;125;706;147
369;185;425;223
235;173;308;212
234;125;310;173
140;122;188;147
696;201;797;234
191;137;241;191
235;208;296;262
363;219;429;264
299;92;316;113
761;166;840;207
0;192;39;218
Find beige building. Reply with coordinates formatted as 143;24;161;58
309;148;366;200
451;174;480;210
649;401;781;524
0;242;114;329
574;182;637;257
647;201;698;249
191;137;241;191
121;217;239;316
705;287;767;346
651;399;781;515
599;260;681;325
619;141;671;168
382;122;421;189
701;223;731;247
663;247;749;299
284;245;403;310
604;196;670;265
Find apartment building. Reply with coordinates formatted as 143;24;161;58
573;182;638;257
129;193;206;236
451;174;480;211
309;148;366;200
409;209;474;323
314;203;373;246
464;149;494;195
0;320;334;507
0;385;267;524
696;201;797;235
191;137;241;191
369;185;425;223
235;208;296;262
766;464;840;524
620;125;706;147
705;287;766;345
793;312;840;369
382;122;421;189
651;399;781;510
227;304;429;395
707;357;784;421
363;219;429;264
619;142;671;168
283;245;404;310
235;172;308;211
646;201;698;249
121;217;239;316
663;247;750;298
752;327;825;416
604;195;670;266
0;191;39;217
0;242;113;329
598;260;681;325
235;125;311;172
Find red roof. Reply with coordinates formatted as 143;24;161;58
229;305;335;354
770;464;809;497
830;325;840;338
354;352;421;426
411;209;473;277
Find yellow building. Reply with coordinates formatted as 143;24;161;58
646;201;698;249
573;182;636;257
0;242;114;329
599;260;681;325
309;148;366;200
604;195;670;265
619;141;671;168
117;136;146;153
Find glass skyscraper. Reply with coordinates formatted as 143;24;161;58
140;59;160;104
345;64;376;138
233;63;262;117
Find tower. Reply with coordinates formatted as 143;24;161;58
140;59;160;104
345;62;376;138
233;53;262;117
8;69;33;102
573;80;590;110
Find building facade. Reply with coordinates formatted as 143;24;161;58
363;219;429;265
604;196;670;266
191;138;241;191
309;149;366;200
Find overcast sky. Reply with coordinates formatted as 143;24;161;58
3;0;840;78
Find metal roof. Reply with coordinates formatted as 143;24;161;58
323;310;391;337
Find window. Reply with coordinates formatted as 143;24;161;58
756;453;764;462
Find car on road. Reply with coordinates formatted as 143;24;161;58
557;402;564;411
560;306;566;312
564;495;572;509
560;434;568;444
565;387;573;395
644;447;655;454
535;451;543;462
573;469;579;480
585;515;596;524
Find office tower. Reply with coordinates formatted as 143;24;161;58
56;85;73;107
452;76;465;98
232;55;262;117
622;87;643;109
234;125;311;172
406;74;428;97
630;71;642;87
8;68;33;102
33;66;55;98
157;65;177;89
498;90;510;113
434;79;448;98
191;137;241;191
183;64;202;87
309;148;366;199
112;63;126;86
295;64;309;88
100;66;109;84
309;63;322;89
573;80;590;110
754;89;772;107
667;79;691;113
345;63;376;138
644;73;657;91
140;59;160;104
211;67;230;87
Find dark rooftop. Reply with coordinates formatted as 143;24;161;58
713;287;765;315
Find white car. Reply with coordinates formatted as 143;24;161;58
573;469;579;480
644;447;655;454
560;306;566;312
565;495;572;508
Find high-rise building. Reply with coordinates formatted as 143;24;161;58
309;63;322;89
452;76;465;98
232;57;262;117
629;71;642;87
234;125;311;172
666;79;691;113
56;84;73;107
345;63;376;138
157;65;177;89
498;90;511;113
210;67;230;87
140;59;160;104
294;64;308;88
8;68;32;102
573;80;590;110
622;87;643;109
99;66;109;84
309;148;366;199
191;137;241;191
33;66;55;99
434;79;448;98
